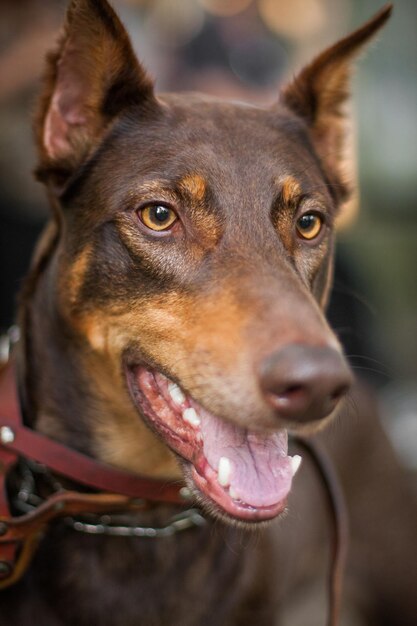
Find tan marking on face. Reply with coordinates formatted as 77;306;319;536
65;244;93;307
68;303;193;477
179;173;207;202
124;289;247;376
75;286;248;399
66;319;182;477
88;352;181;478
86;321;107;352
280;175;301;207
75;311;132;360
95;418;181;478
178;175;221;252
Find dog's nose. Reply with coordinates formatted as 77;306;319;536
259;344;352;423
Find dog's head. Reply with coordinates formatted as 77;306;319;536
31;0;391;523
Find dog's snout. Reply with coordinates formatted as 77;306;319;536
259;344;352;423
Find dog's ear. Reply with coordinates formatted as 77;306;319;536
280;5;392;202
35;0;157;189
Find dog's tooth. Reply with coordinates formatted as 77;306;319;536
217;457;232;487
290;455;302;477
168;381;185;405
182;407;201;427
229;486;239;500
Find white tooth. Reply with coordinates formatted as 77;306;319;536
218;457;232;487
291;455;302;477
229;487;239;500
182;407;201;427
168;381;186;405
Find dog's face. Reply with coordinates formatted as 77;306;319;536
31;0;390;523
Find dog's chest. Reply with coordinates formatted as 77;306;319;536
0;522;277;626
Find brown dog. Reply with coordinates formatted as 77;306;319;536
3;2;414;625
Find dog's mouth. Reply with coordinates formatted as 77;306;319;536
126;365;301;523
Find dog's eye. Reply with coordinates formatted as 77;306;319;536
296;213;323;240
139;205;178;232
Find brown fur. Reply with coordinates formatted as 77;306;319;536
4;4;415;626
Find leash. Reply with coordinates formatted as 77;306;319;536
0;329;348;626
294;437;348;626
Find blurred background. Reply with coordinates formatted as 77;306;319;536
0;0;416;478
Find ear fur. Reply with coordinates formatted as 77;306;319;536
281;5;392;202
34;0;158;189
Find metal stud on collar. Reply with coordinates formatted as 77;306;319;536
0;426;15;445
179;486;192;500
0;326;20;365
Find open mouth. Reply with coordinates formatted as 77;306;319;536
126;365;302;522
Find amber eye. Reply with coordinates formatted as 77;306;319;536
139;204;178;232
296;213;324;240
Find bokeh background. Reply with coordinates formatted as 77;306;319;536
0;0;416;476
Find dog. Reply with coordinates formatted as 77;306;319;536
3;2;416;625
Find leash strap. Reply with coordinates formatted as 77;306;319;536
0;490;149;588
294;437;349;626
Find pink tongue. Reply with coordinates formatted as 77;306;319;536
199;408;293;507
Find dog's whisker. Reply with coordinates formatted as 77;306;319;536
330;282;378;315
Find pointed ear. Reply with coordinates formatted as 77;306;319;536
34;0;158;188
280;5;392;202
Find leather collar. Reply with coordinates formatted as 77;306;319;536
0;358;190;588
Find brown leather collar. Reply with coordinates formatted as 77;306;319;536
0;359;188;588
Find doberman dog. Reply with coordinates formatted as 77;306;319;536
4;2;416;625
